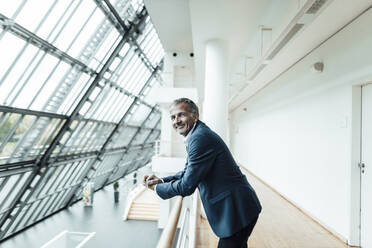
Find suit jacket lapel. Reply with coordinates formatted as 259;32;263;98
185;120;201;164
186;120;200;149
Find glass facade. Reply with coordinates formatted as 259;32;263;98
0;0;163;241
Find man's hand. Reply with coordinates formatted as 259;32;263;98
143;174;162;191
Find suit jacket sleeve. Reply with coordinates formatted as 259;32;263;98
161;168;186;183
156;135;216;199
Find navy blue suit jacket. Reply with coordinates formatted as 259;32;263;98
156;120;262;238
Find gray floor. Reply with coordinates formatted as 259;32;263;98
1;182;162;248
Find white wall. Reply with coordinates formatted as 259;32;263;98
155;52;198;158
231;7;372;243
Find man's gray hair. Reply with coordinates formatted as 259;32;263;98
171;98;199;116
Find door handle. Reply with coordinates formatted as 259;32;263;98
359;162;366;173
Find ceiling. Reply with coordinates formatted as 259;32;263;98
144;0;372;111
144;0;193;53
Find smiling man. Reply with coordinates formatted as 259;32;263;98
143;98;261;248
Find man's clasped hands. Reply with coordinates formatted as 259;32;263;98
142;174;162;191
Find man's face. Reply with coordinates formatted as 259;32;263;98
170;103;198;137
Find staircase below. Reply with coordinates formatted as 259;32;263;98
127;189;159;221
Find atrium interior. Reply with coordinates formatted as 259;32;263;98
1;0;372;247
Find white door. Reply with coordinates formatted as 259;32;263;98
361;84;372;247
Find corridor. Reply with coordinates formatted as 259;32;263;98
196;167;350;248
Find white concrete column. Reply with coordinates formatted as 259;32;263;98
161;53;175;87
203;39;228;141
159;108;172;157
158;199;170;229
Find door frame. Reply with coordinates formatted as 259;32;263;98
350;85;362;246
350;83;372;246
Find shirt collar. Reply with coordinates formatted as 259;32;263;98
184;122;197;144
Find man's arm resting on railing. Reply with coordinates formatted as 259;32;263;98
143;167;187;190
155;137;216;199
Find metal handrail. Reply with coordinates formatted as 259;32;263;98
156;196;183;248
161;192;200;248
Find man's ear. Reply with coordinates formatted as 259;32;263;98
193;114;199;122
